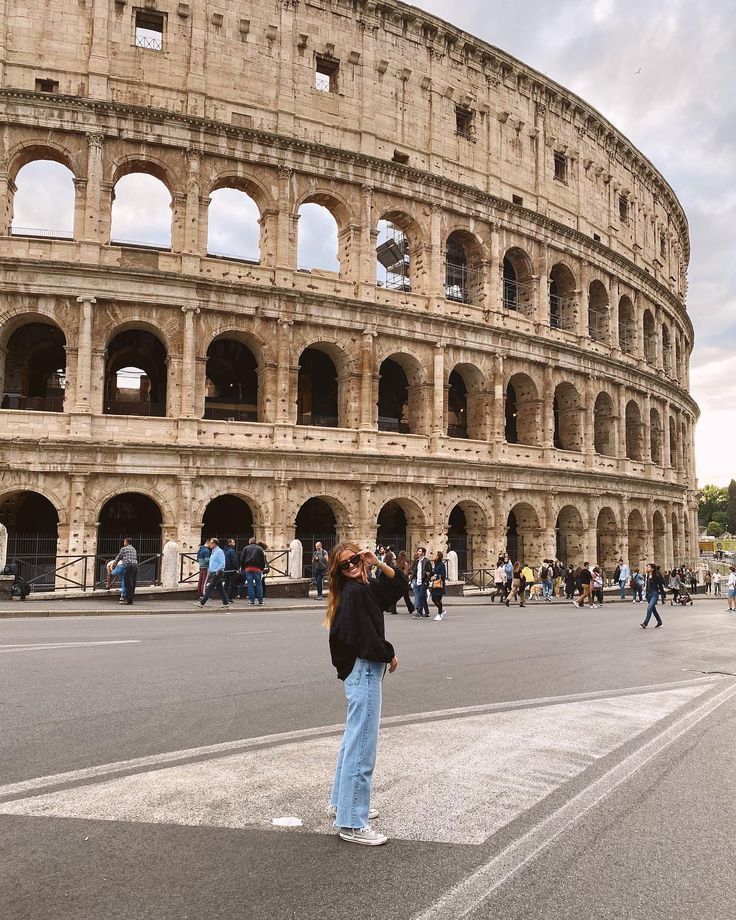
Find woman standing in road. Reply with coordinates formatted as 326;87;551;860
727;565;736;612
430;550;447;620
641;562;664;628
325;544;405;846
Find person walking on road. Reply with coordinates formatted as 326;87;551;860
505;562;526;608
312;542;329;600
574;562;593;609
641;562;664;628
241;536;267;606
490;560;506;603
194;538;230;609
431;550;447;620
668;569;681;605
411;547;433;619
727;565;736;612
325;544;404;847
615;559;629;600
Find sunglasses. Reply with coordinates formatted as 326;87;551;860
339;553;363;572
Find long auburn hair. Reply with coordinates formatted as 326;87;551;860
323;541;365;629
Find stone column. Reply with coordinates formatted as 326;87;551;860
358;185;374;288
83;133;104;244
74;296;95;413
583;375;596;459
490;354;505;453
429;342;445;451
275;318;293;424
662;403;672;472
72;178;87;241
665;513;674;570
0;171;16;235
183;149;202;255
179;305;200;418
430;205;443;298
493;490;507;558
542;365;554;450
577;261;590;338
488;224;502;315
432;485;448;556
617;384;628;459
0;522;7;570
642;392;652;463
359;329;377;430
276;167;294;271
543;495;557;561
0;343;7;399
87;0;110;98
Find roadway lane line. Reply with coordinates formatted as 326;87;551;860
0;640;141;654
0;676;721;803
411;678;736;920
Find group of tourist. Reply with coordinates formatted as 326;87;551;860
373;545;447;621
194;536;269;609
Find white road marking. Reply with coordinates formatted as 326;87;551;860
0;640;141;654
0;683;714;846
411;678;736;920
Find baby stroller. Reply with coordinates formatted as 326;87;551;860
676;590;693;606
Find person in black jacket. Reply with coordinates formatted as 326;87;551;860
240;537;267;606
641;562;664;628
430;551;447;620
325;542;404;847
223;538;239;603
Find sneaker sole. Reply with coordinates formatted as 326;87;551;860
338;832;387;846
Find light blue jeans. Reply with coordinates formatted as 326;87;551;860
244;571;264;604
330;658;385;829
111;563;127;598
542;578;553;598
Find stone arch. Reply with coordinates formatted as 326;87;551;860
448;362;487;440
207;184;262;263
375;496;429;555
208;173;275;216
204;334;262;422
199;494;259;548
1;316;67;413
195;488;266;537
596;507;619;573
104;326;169;417
110;164;174;248
618;296;636;354
0;489;62;590
377;350;427;435
294;494;350;572
444;228;485;304
96;491;165;587
447;499;489;571
10;159;76;239
556;504;585;566
505;372;541;446
549;262;577;331
502;246;534;317
661;324;672;375
296;340;354;429
649;406;663;465
588;279;610;343
625;400;643;461
506;501;541;564
627;508;646;569
110;155;179;194
295;189;354;275
643;309;656;364
652;509;666;565
376;209;426;293
594;391;616;456
8;140;81;183
553;381;583;451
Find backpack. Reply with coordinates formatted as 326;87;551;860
540;565;549;580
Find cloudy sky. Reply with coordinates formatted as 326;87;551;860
413;0;735;485
12;0;733;485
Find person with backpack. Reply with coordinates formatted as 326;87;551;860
312;542;329;600
631;568;644;603
539;559;553;602
641;562;664;628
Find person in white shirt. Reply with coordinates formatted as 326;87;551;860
727;566;736;612
713;570;722;596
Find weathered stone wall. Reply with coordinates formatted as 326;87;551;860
0;0;699;578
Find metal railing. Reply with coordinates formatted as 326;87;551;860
1;393;64;412
179;549;291;584
503;278;534;312
203;406;258;423
104;400;166;417
462;569;497;591
10;226;74;240
135;34;163;51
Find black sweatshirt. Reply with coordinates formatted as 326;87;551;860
329;570;407;680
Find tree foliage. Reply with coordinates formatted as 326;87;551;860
698;484;728;527
727;479;736;533
707;521;724;537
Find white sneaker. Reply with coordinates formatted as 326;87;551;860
592;603;599;608
433;614;443;620
338;824;387;846
327;804;379;820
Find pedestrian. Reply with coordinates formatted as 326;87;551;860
631;568;644;603
258;542;269;598
591;566;604;607
196;539;211;597
490;560;506;603
430;550;447;620
615;558;629;601
325;544;403;846
411;547;433;619
657;565;667;605
194;538;231;609
503;554;514;600
704;569;712;594
564;564;576;599
713;570;722;597
521;562;535;602
668;569;681;605
539;559;553;602
224;538;239;603
641;562;664;628
107;537;138;605
505;562;526;607
389;550;415;614
240;536;267;606
573;562;593;609
553;559;565;597
689;569;698;595
727;565;736;613
312;541;329;600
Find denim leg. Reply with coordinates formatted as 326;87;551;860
253;572;263;603
619;581;626;599
246;572;256;602
413;583;421;611
334;659;383;829
643;593;661;625
112;564;126;598
315;571;324;598
418;584;429;616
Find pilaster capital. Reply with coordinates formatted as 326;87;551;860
181;304;201;315
76;295;97;305
85;132;105;150
277;165;293;181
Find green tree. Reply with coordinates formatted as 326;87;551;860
698;484;728;526
707;521;724;537
727;479;736;534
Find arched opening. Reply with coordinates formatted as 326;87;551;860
618;296;636;354
207;187;260;262
556;505;585;566
296;497;337;577
297;347;339;428
627;509;646;569
672;511;681;566
376;219;411;292
588;280;610;343
625;400;643;461
506;373;540;446
502;248;533;316
447;505;468;570
594;392;616;456
643;310;656;365
681;421;690;475
204;338;259;422
297;202;339;272
506;502;540;564
553;382;582;451
675;339;683;383
549;263;576;331
2;321;66;412
377;358;411;434
444;230;482;304
104;329;168;417
652;510;666;565
0;490;59;591
110;172;172;248
448;369;468;439
376;500;408;554
11;160;75;239
96;492;163;586
669;416;679;470
596;507;619;573
650;407;663;465
661;325;672;375
201;495;254;548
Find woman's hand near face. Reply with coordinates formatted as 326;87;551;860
388;656;398;673
361;550;380;568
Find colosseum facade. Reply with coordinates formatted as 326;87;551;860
0;0;699;586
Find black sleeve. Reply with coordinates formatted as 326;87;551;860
370;568;409;610
335;585;395;663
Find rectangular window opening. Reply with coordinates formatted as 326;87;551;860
512;194;523;206
315;56;339;93
660;232;667;258
619;195;629;223
135;10;164;51
592;232;601;242
35;78;59;93
455;106;474;140
553;151;568;183
392;150;409;165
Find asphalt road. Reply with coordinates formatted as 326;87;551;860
1;595;735;920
